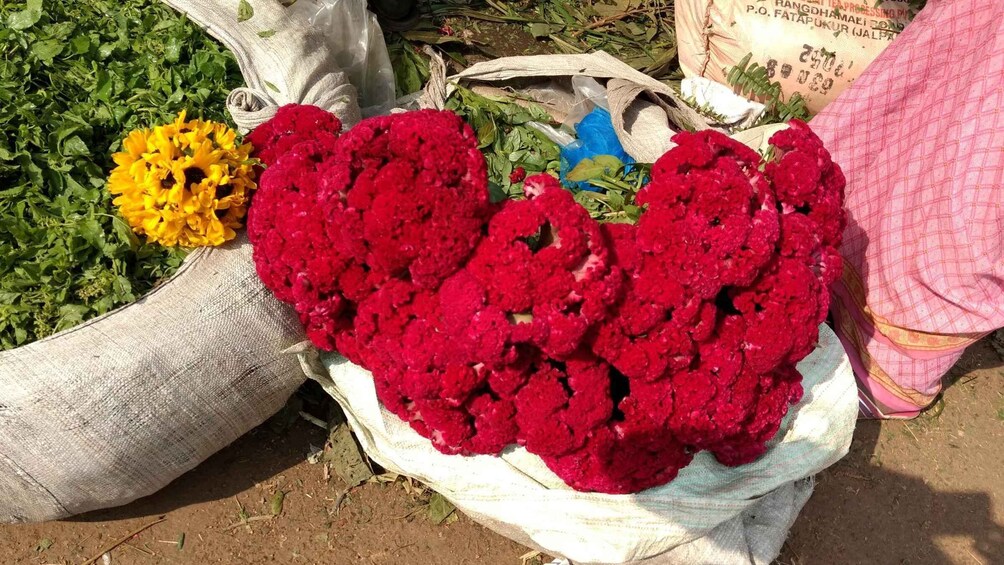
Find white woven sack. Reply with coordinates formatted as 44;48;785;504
0;0;374;523
0;237;307;523
302;324;856;565
159;0;378;132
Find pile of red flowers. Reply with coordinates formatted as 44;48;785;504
247;104;845;494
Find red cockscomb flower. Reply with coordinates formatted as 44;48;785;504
247;106;846;494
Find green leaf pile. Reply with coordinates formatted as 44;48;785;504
445;86;561;202
388;36;432;98
426;0;680;79
0;0;243;350
443;86;652;222
568;157;650;224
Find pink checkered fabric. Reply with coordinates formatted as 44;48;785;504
811;0;1004;417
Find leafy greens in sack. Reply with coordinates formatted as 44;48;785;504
0;0;243;349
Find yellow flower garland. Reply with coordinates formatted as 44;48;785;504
108;111;256;247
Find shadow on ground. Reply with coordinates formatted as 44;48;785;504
781;337;1004;565
783;422;1003;564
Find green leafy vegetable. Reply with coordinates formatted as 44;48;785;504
269;490;285;516
570;159;651;224
34;538;53;553
388;36;432;98
443;86;652;221
0;0;243;350
427;492;456;525
323;422;374;488
7;0;42;30
445;86;561;202
444;86;651;222
565;155;625;182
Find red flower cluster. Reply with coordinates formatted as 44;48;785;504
248;105;845;494
587;124;845;474
246;104;344;167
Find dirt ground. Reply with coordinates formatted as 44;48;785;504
1;337;1001;565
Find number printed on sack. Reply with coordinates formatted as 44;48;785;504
767;44;852;96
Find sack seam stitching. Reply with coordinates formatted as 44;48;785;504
699;0;715;77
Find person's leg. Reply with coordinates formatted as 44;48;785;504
809;0;1004;419
831;278;983;419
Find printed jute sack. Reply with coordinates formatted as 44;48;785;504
676;0;919;114
0;0;374;523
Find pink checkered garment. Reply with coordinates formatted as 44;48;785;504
811;0;1004;418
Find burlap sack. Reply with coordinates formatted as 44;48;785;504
0;237;307;523
0;0;373;523
676;0;918;113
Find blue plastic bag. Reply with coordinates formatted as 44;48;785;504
559;107;633;192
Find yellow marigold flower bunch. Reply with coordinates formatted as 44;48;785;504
108;111;256;247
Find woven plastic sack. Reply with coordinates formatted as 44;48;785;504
301;324;856;565
676;0;919;114
160;0;395;132
0;0;380;523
